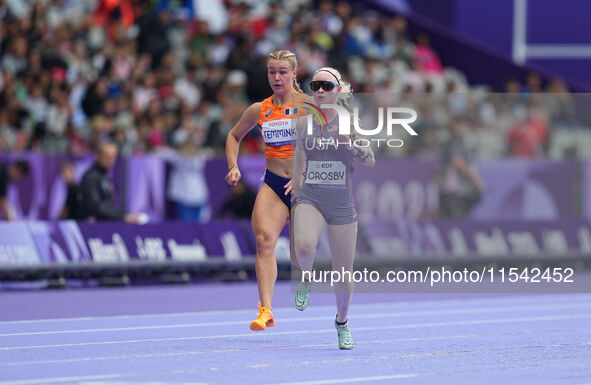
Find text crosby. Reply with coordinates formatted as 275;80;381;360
307;170;345;181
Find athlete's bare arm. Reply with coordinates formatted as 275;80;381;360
290;116;309;198
349;130;375;167
225;102;262;185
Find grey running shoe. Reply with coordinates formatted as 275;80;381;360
334;319;354;350
295;281;311;311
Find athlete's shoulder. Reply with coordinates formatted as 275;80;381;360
299;93;314;103
230;102;262;134
244;101;262;119
291;92;312;106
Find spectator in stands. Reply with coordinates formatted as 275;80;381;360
159;141;211;222
45;87;72;153
136;1;170;66
79;142;142;222
81;78;109;119
0;160;30;220
174;64;201;109
522;72;543;94
505;78;521;93
392;15;413;65
545;78;578;129
438;119;484;218
0;110;17;151
218;179;257;219
414;33;443;74
25;84;49;125
507;104;549;157
0;0;576;167
59;161;81;220
411;124;441;161
1;36;28;76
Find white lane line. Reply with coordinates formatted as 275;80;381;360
1;293;588;325
268;374;418;385
0;334;478;367
164;354;591;378
1;313;590;351
2;351;590;384
0;372;209;385
2;302;590;337
77;383;204;385
208;352;591;377
6;339;590;370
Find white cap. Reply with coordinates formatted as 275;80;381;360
227;70;247;86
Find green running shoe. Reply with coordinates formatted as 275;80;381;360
295;281;311;311
334;319;354;350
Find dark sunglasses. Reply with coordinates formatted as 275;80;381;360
310;80;339;92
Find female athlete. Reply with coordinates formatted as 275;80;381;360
225;49;305;331
292;67;375;349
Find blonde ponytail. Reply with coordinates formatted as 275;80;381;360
292;79;303;93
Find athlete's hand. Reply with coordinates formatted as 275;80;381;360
284;179;292;195
225;166;241;186
288;175;303;200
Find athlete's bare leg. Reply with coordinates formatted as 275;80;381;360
327;222;357;323
289;205;300;271
293;203;326;274
252;183;290;308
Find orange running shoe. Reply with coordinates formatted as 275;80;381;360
250;303;275;331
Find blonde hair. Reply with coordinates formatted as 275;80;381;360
312;67;352;106
267;49;303;93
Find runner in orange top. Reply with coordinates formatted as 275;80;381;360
225;49;306;331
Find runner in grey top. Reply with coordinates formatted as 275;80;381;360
290;67;375;350
297;113;357;225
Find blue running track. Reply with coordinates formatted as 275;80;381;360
1;282;590;384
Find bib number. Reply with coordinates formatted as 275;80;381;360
305;161;346;186
261;119;295;146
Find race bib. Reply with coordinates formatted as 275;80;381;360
305;161;346;186
261;119;296;146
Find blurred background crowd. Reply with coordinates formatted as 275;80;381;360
0;0;587;162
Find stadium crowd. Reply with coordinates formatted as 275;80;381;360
0;0;584;160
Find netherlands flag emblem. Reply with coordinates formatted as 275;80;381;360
284;108;299;116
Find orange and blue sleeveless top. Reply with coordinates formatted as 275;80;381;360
257;94;305;159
